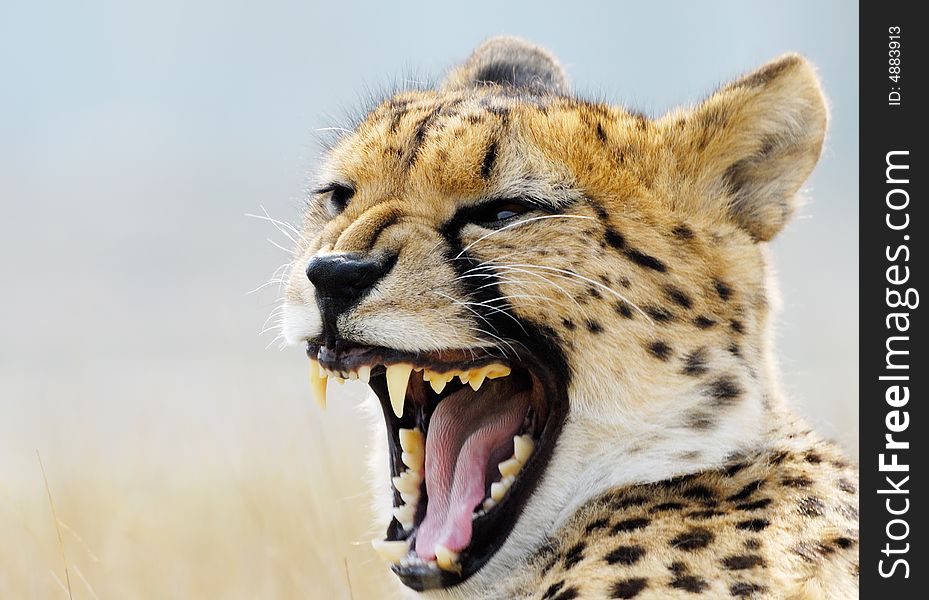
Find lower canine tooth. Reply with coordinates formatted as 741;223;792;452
371;539;410;564
434;545;461;573
514;435;534;463
308;358;328;410
386;364;413;417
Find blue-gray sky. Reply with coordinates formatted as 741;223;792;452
0;0;858;481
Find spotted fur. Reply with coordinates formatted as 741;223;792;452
281;37;857;599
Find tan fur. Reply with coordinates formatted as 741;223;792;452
283;38;857;599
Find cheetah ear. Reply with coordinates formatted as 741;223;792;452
442;36;569;95
661;54;828;242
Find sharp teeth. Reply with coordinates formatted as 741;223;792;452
386;364;413;417
402;450;424;471
424;370;448;394
400;490;419;505
487;364;511;379
392;470;421;494
334;376;345;385
514;435;534;463
393;504;416;529
357;365;371;383
371;539;410;564
308;358;327;410
498;458;522;478
490;481;508;502
399;428;424;453
482;498;496;511
346;370;358;380
434;545;461;573
469;371;486;391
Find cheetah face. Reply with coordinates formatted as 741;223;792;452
281;38;826;591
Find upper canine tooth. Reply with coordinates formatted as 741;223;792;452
514;435;534;463
308;358;328;410
386;364;413;417
498;458;522;478
371;539;410;564
434;544;461;573
357;365;371;383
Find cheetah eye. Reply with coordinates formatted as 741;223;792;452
317;183;355;217
469;199;532;227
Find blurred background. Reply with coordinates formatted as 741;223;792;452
0;0;857;598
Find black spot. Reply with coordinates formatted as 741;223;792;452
687;509;726;519
797;496;826;517
596;122;608;143
837;478;857;494
541;580;565;600
605;227;627;249
686;413;715;431
552;586;579;600
722;555;765;570
672;224;694;240
585;517;610;533
793;541;829;563
644;305;674;323
563;541;586;569
652;502;686;512
728;480;764;502
619;276;631;288
768;450;790;465
681;485;715;502
615;301;634;319
626;249;667;272
736;498;772;511
782;475;813;488
727;343;741;357
611;578;648;599
664;286;693;309
724;462;749;477
736;519;770;532
693;315;716;329
730;582;765;597
714;279;733;301
479;140;498;179
730;319;745;334
587;287;602;300
669;561;688;574
804;452;823;464
605;545;646;566
670;528;714;550
561;318;576;331
708;377;742;406
611;495;649;510
586;320;604;334
671;575;709;593
833;536;857;549
612;517;651;533
682;348;708;376
648;341;672;360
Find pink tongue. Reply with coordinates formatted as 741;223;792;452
415;381;529;560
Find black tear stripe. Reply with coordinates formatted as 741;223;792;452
625;248;667;272
438;219;571;387
480;139;498;179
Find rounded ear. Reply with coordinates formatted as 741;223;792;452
660;54;828;242
442;36;569;95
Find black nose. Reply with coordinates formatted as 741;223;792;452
306;252;393;303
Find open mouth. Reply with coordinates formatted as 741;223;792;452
306;342;568;590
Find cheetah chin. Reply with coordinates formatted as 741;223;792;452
281;36;858;599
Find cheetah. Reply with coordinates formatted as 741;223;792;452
281;37;858;599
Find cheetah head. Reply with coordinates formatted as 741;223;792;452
280;38;826;593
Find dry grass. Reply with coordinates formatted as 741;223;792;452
0;385;404;600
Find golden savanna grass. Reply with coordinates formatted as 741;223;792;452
1;384;402;600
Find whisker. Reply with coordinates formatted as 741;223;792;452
454;214;595;259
